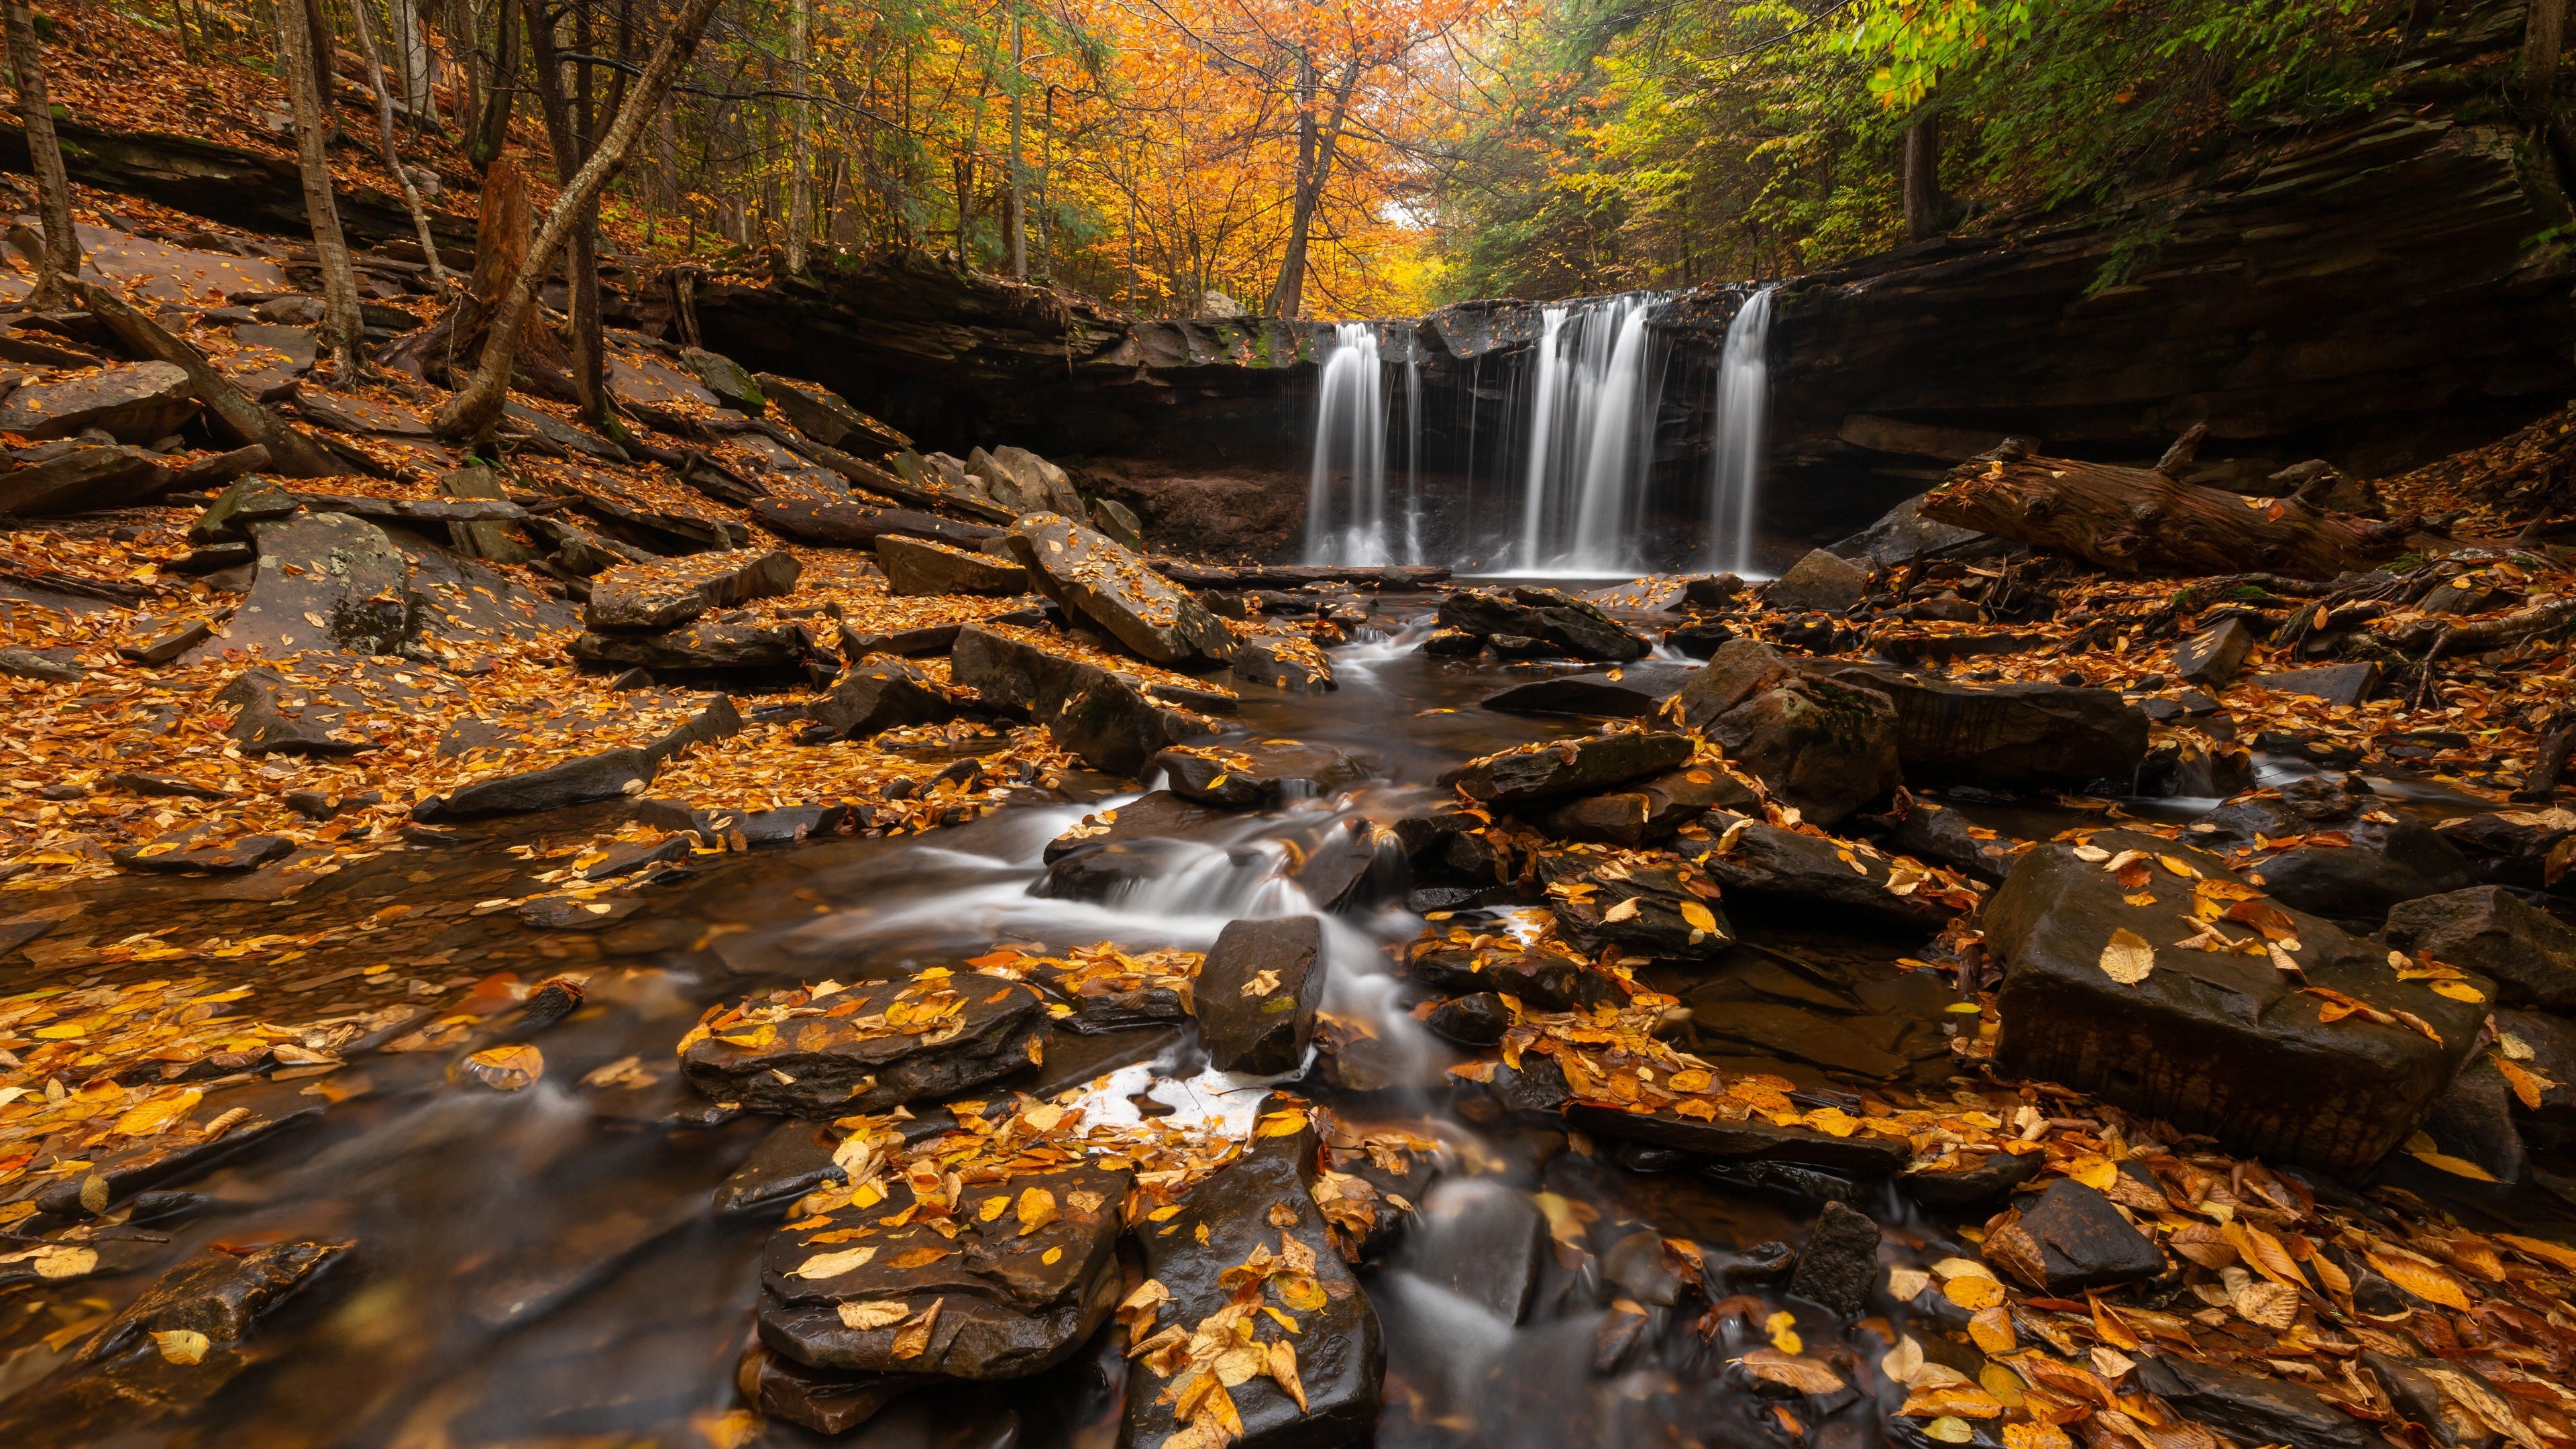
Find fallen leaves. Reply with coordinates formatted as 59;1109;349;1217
2097;928;2155;985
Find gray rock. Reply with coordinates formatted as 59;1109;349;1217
519;896;645;931
1195;915;1324;1074
1787;1201;1880;1314
1668;638;1792;731
2253;661;2381;706
2174;617;2255;686
1987;1180;2165;1293
993;445;1083;515
1532;766;1757;847
1004;513;1233;666
1829;492;1986;566
1047;670;1217;775
1817;666;2148;790
2383;885;2576;1009
1986;828;2488;1175
0;360;197;441
1150;739;1364;808
1696;812;1966;928
678;346;764;413
680;973;1046;1115
2129;1355;2374;1449
570;621;817;673
582;548;802;631
111;825;296;873
1707;675;1902;827
877;533;1028;596
191;511;412;663
809;657;962;739
1763;548;1866;613
1438;730;1693;809
755;372;906;453
0;443;174;515
1397;1180;1544;1324
1436;588;1647;661
0;645;84;681
1090;496;1143;550
217;666;374;755
1230;632;1335;690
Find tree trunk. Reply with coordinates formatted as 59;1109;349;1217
280;0;370;380
525;6;606;425
436;0;727;443
1917;443;2414;581
387;0;433;115
1902;111;1943;242
1269;51;1362;320
2;2;79;307
470;0;521;172
349;0;449;286
2530;0;2567;96
75;280;343;476
1005;0;1024;280
788;0;812;274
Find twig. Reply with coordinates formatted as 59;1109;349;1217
2410;627;2451;712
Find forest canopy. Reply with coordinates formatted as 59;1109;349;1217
77;0;2533;317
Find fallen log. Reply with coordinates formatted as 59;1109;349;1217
747;495;1003;551
74;282;343;479
1917;439;2409;582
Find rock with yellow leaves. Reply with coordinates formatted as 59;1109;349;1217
678;973;1045;1116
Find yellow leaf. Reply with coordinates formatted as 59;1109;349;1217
2410;1150;2500;1182
1942;1275;2004;1310
1042;1246;1063;1265
1678;900;1718;933
113;1087;201;1136
885;1246;950;1269
2429;979;2487;1003
2097;928;2155;985
979;1195;1010;1222
2367;1251;2473;1309
1255;1109;1307;1139
2496;1233;2576;1272
1016;1187;1059;1235
2067;1155;2117;1191
1732;1347;1845;1394
837;1300;910;1329
1765;1309;1802;1354
152;1329;209;1365
2004;1424;2072;1449
1967;1304;2016;1354
792;1246;877;1280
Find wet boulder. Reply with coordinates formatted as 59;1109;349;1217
757;372;907;453
1048;671;1218;776
2130;1355;2375;1449
1231;631;1336;690
582;548;801;631
1982;1180;2164;1293
1481;669;1676;717
193;511;412;663
1005;513;1233;666
1122;1106;1381;1449
1195;915;1325;1075
1692;1002;1922;1080
1696;812;1968;928
1542;854;1734;961
679;974;1046;1116
1984;828;2488;1175
1150;739;1365;808
1705;674;1902;828
1437;730;1693;810
2186;773;2474;922
569;621;818;672
877;534;1029;596
808;657;963;739
1829;492;1987;566
216;666;375;756
1405;939;1628;1012
1899;1148;2045;1208
2173;616;2257;687
1667;638;1792;732
755;1161;1130;1398
1436;588;1646;661
1423;991;1511;1046
1886;800;2021;883
1763;548;1866;613
0;443;176;515
1534;766;1758;848
1817;666;2149;790
1042;790;1240;862
1395;1179;1545;1324
1786;1201;1880;1315
0;360;199;442
1563;1101;1909;1176
2382;885;2576;1010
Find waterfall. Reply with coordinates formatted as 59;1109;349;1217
1303;323;1391;565
1708;286;1776;574
1401;357;1423;564
1511;294;1668;574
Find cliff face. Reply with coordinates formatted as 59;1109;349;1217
1771;112;2576;486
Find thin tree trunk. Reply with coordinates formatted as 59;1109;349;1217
1006;0;1024;279
280;0;369;379
788;0;812;273
1902;111;1943;241
386;0;432;114
525;5;606;426
2530;0;2567;95
2;2;79;307
470;0;521;172
305;0;339;140
436;0;726;443
349;0;449;285
1269;51;1361;321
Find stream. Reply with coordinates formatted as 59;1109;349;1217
0;586;2523;1449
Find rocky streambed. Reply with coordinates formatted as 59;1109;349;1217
1;559;2574;1449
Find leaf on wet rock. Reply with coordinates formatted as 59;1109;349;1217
836;1299;910;1330
458;1043;543;1090
1879;1334;1925;1381
1967;1304;2017;1354
151;1328;209;1365
792;1246;877;1279
890;1297;943;1359
2097;928;2155;985
1733;1346;1845;1395
1016;1186;1059;1234
2367;1250;2472;1309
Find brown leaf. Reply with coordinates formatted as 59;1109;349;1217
1733;1347;1845;1395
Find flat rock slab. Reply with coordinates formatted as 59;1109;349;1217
1150;739;1366;808
2383;884;2576;1010
756;1161;1130;1385
1006;513;1234;667
584;548;802;631
1563;1102;1909;1175
1042;790;1242;863
1764;549;1866;612
1231;633;1336;691
2253;661;2381;706
759;372;908;453
0;360;197;441
1818;665;2149;790
1696;812;1965;928
294;386;433;437
1692;1002;1917;1080
1542;856;1735;961
1481;671;1676;717
877;534;1028;597
751;495;1002;551
1196;916;1324;1075
415;696;741;818
809;657;962;738
1438;587;1646;661
0;444;175;517
188;511;411;664
1534;766;1756;848
607;350;718;409
1438;731;1693;809
570;621;816;672
1123;1111;1381;1449
111;826;295;873
1985;828;2489;1175
2187;773;2473;921
217;665;376;755
681;974;1046;1115
1986;1179;2165;1293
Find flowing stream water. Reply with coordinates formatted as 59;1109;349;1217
1708;288;1776;576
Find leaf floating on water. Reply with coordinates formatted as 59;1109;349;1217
1254;1109;1307;1139
459;1044;543;1091
2097;928;2155;985
1733;1347;1845;1395
1764;1309;1801;1354
151;1329;209;1365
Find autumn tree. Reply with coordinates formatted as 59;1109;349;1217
276;0;369;378
2;1;80;306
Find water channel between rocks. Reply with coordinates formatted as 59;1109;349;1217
0;589;2540;1449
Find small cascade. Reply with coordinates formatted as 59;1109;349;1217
1511;294;1668;574
1707;285;1776;574
1303;322;1392;564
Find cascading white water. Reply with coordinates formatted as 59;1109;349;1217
1304;323;1391;564
1512;294;1667;574
1707;285;1776;574
1401;357;1424;564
